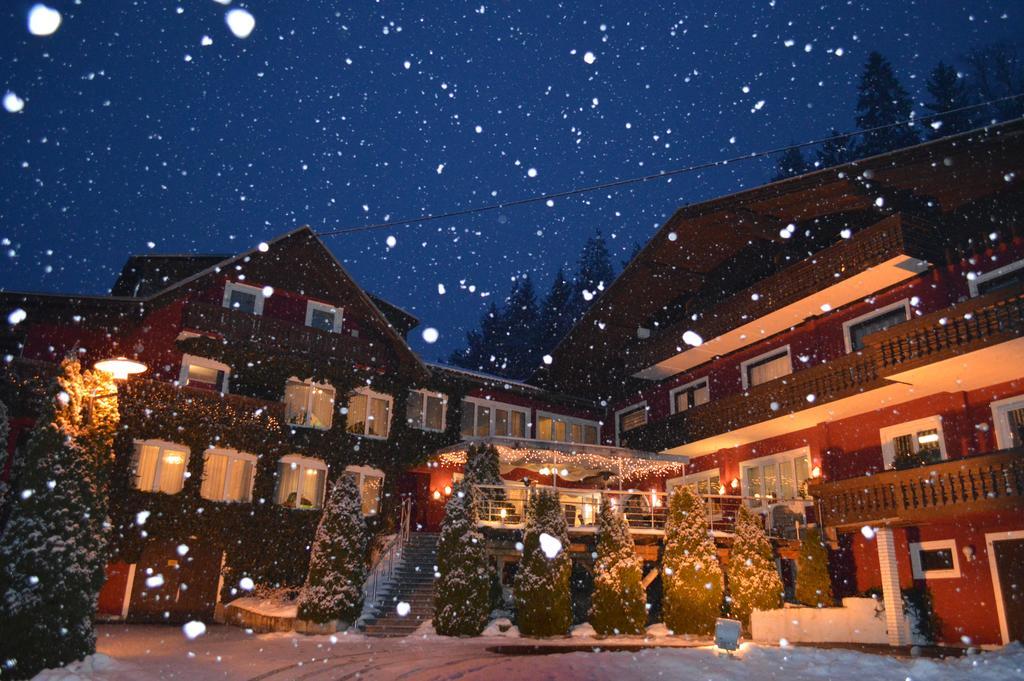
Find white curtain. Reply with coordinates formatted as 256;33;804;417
226;459;254;502
201;451;228;500
368;396;390;437
300;469;325;508
134;444;158;491
277;462;300;506
157;448;188;494
285;381;311;425
310;385;335;429
346;393;367;434
749;354;790;387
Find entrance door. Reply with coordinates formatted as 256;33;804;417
991;536;1024;643
128;540;222;623
397;471;431;531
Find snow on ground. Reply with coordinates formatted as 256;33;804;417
29;625;1024;681
225;596;298;619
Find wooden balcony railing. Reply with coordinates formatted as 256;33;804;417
809;448;1024;528
629;213;941;374
621;285;1024;453
182;302;384;367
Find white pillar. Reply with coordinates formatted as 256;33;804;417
876;527;911;646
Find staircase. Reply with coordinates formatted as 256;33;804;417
359;532;438;637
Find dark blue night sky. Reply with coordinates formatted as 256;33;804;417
1;1;1020;360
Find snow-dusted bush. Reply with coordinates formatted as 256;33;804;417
795;526;834;608
296;475;368;625
727;505;783;628
662;486;724;635
590;498;646;635
462;442;502;488
434;484;492;636
514;489;572;637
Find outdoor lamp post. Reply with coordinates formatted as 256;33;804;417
93;356;147;381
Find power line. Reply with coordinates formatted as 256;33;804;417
315;93;1024;238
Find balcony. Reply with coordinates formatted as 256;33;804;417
622;285;1024;455
182;302;383;368
809;448;1024;528
632;214;940;380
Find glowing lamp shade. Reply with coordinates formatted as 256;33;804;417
443;485;453;496
499;508;507;519
94;357;147;380
811;465;822;479
432;489;442;500
539;467;550;476
730;478;740;490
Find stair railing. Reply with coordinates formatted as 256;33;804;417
361;497;412;619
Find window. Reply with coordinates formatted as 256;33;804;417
346;388;393;438
200;448;256;503
910;539;961;579
667;468;722;497
880;416;946;470
222;281;265;315
179;354;230;393
407;390;447;432
459;398;529;439
741;447;811;508
132;440;190;494
536;412;600;444
284;378;336;430
670;378;710;414
991;395;1024;450
741;346;792;389
970;258;1024;297
843;300;911;353
276;455;327;510
614;402;647;445
305;300;343;333
344;465;385;516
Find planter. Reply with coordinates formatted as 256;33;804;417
294;618;346;635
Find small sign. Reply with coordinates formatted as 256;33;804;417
715;618;742;651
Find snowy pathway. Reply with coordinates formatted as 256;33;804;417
31;625;1024;681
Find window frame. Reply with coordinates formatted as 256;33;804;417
969;257;1024;298
535;410;601;445
344;464;386;516
222;281;266;315
346;386;394;439
879;415;947;470
842;299;911;354
131;439;191;495
284;377;337;430
614;401;648;446
406;389;447;432
910;539;961;580
740;345;792;390
200;447;257;503
305;300;344;334
669;377;711;414
666;468;722;496
179;353;231;393
738;446;812;508
460;397;530;440
990;394;1024;450
275;454;328;510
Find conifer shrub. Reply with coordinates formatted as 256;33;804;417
661;487;724;635
727;505;783;629
434;484;492;636
794;526;834;608
590;498;647;636
296;475;368;625
513;489;572;637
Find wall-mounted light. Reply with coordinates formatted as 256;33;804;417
443;485;453;496
432;489;442;500
917;433;940;445
499;508;508;520
962;545;976;562
718;484;727;495
811;465;822;479
94;356;147;381
730;478;740;490
539;467;550;476
560;468;569;477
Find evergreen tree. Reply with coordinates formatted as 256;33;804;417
501;277;540;378
296;475;368;625
794;527;834;608
537;269;574;357
570;232;615;322
590;498;646;636
817;128;855;168
0;360;117;679
434;484;493;636
0;399;9;520
924;62;972;138
514;489;572;637
964;42;1024;123
661;487;724;635
773;145;810;181
727;506;783;629
450;302;505;374
855;51;919;157
463;443;502;488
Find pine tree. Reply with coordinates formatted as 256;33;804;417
537;269;574;357
964;42;1024;123
924;62;971;139
450;302;505;374
514;489;572;637
501;277;540;378
434;484;493;636
590;498;646;636
463;443;502;487
727;506;783;629
773;145;810;181
296;475;368;625
661;487;724;635
794;526;834;608
570;232;615;322
855;51;919;157
817;128;854;168
0;399;10;519
0;360;116;679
